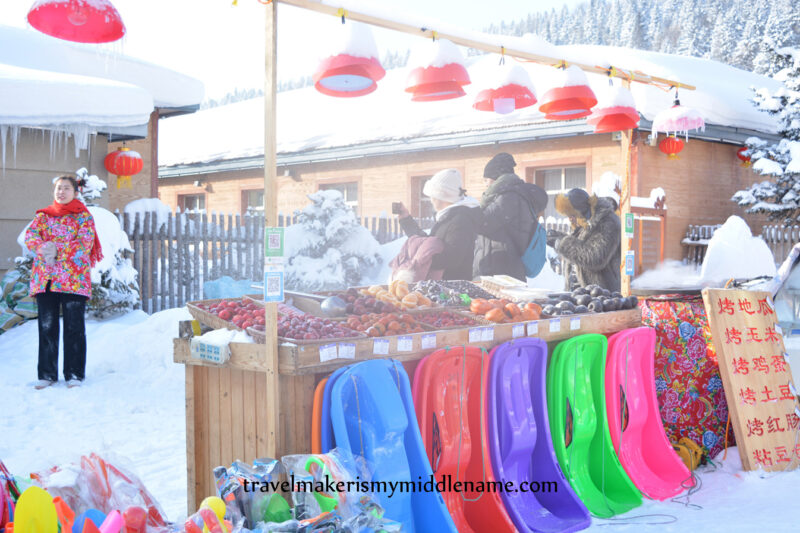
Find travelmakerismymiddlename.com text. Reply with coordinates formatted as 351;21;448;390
243;475;559;499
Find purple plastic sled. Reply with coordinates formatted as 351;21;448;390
488;338;590;533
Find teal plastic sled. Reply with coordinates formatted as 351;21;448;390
546;334;642;518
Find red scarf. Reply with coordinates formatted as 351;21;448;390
37;199;104;267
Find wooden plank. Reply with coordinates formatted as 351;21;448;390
619;88;633;297
202;213;208;299
275;0;695;91
184;365;196;513
255;370;270;457
702;288;800;472
148;211;156;313
263;0;280;459
242;368;258;462
211;213;218;280
141;212;150;313
206;366;221;496
173;338;273;373
160;215;166;313
167;215;175;310
218;366;233;470
230;368;245;463
176;213;184;307
236;214;243;279
194;365;208;511
227;214;234;276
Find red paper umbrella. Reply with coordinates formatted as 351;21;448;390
659;135;685;159
313;54;385;97
737;146;752;167
27;0;125;44
474;64;537;114
406;62;471;101
539;65;597;120
105;147;143;189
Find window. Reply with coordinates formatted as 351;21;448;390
533;166;586;219
242;189;264;214
179;193;205;213
319;182;359;213
411;175;435;221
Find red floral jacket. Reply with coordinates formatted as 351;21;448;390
24;211;96;298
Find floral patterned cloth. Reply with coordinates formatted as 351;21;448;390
639;293;735;459
24;211;96;298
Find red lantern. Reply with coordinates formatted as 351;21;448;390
27;0;125;44
587;86;639;134
539;66;597;120
737;146;752;167
659;135;685;159
105;147;143;189
313;54;385;97
406;62;470;101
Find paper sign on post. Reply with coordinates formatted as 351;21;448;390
625;251;635;276
264;266;284;303
338;343;355;359
265;227;284;258
481;327;494;342
625;213;634;238
527;321;539;336
570;317;581;331
549;318;561;333
512;324;525;338
469;328;482;343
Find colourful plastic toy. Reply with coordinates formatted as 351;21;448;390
311;377;328;454
72;509;106;533
413;346;516;533
547;334;642;517
12;486;58;533
487;338;591;532
122;506;147;533
606;327;694;500
53;497;75;533
330;359;456;532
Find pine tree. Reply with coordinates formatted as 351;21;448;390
732;49;800;223
646;0;664;51
583;0;601;46
753;0;800;75
710;5;740;63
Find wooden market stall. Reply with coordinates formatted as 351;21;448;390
173;0;698;511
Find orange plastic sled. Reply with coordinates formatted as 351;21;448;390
311;377;328;454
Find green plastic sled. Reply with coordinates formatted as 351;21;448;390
546;334;642;518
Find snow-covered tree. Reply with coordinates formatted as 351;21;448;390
732;48;800;223
284;190;381;291
753;0;800;75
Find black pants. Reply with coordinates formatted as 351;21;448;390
36;285;88;382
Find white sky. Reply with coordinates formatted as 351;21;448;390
1;0;585;100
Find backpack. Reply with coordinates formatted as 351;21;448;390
516;183;548;278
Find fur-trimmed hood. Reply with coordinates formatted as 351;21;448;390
555;193;616;229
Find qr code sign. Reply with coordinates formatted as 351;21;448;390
267;275;280;295
268;233;281;249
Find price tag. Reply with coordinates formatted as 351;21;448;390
481;327;494;342
397;336;413;352
570;317;581;331
421;334;436;350
527;321;539;336
549;318;561;333
338;342;355;359
512;323;525;338
319;343;337;363
373;338;389;355
469;328;482;343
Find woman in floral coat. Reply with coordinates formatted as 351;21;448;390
25;176;102;389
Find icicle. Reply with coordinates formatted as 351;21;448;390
11;126;19;167
0;125;7;170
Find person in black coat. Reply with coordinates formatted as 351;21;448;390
473;152;539;282
553;188;621;292
395;168;482;280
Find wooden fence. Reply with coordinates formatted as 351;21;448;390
682;223;800;267
119;211;433;313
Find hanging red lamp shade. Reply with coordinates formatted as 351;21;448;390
313;22;385;97
587;85;639;134
539;65;597;120
27;0;125;44
737;146;752;167
406;39;470;102
104;147;143;189
474;65;537;115
659;135;685;159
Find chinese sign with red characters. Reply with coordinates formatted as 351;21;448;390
702;289;800;472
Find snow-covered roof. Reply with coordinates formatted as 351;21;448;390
0;24;204;144
159;43;780;170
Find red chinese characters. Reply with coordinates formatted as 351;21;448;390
732;357;749;375
747;418;764;436
771;355;788;373
766;416;786;433
718;297;735;315
757;298;775;315
739;387;756;405
753;448;773;466
725;327;743;344
738;299;755;315
752;356;769;373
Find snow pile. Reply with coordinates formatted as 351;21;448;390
591;172;621;204
323;20;380;60
490;64;536;92
631;187;667;209
362;235;408;286
407;38;466;70
0;307;191;519
284;190;381;291
700;216;777;283
595;85;636;109
124;198;172;231
631;260;702;290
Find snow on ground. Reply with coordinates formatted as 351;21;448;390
1;307;799;528
0;307;191;520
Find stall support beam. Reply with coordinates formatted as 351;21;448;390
263;0;279;457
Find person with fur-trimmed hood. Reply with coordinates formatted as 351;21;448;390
553;188;621;292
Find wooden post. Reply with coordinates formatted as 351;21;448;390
263;1;280;458
619;81;634;297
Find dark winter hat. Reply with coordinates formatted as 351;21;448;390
483;152;516;179
530;184;549;215
555;188;592;220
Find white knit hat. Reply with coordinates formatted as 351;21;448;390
423;168;464;203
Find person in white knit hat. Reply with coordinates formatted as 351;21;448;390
393;168;481;280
